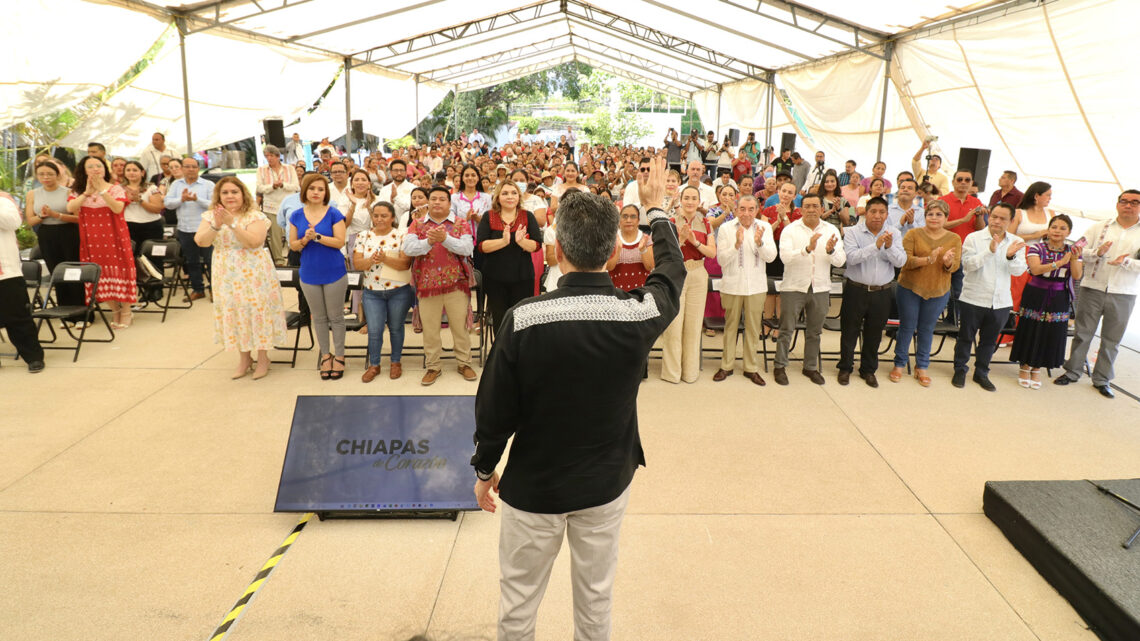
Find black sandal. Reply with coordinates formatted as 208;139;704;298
329;357;346;380
319;354;333;380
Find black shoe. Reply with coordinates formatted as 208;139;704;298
1094;384;1115;399
951;371;966;388
27;360;45;373
1054;375;1073;386
773;367;789;386
803;369;825;385
973;372;996;392
837;370;851;386
859;372;879;388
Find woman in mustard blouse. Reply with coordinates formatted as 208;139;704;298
891;199;962;386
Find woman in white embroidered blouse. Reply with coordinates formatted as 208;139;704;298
352;202;414;383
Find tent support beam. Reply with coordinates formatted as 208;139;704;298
716;84;722;136
344;58;353;152
875;42;895;162
414;74;420;142
715;0;889;59
176;18;194;153
765;73;775;152
452;86;459;138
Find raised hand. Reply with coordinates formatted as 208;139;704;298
807;232;822;252
1108;254;1127;266
754;225;764;246
514;227;527;244
882;232;893;249
1006;240;1026;258
825;234;838;253
876;232;889;249
930;246;945;264
303;227;316;241
735;224;744;249
1097;241;1113;257
942;247;955;267
501;227;510;241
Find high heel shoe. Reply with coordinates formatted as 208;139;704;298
118;310;133;329
329;357;346;380
319;354;333;380
1029;368;1042;390
232;362;253;380
913;369;932;387
252;358;270;380
888;366;903;383
1018;366;1031;389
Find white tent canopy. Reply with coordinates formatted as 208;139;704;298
3;0;1136;214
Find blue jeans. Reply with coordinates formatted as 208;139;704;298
361;286;415;366
894;285;951;369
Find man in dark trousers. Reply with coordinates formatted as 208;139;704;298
471;158;684;641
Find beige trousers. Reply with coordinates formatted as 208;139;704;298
660;260;707;383
498;486;631;641
418;289;472;371
720;291;767;373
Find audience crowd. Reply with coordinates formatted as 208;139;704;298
2;128;1138;398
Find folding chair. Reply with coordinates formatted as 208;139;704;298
22;260;46;309
342;271;368;361
136;239;193;322
472;270;488;366
32;262;116;362
271;266;313;367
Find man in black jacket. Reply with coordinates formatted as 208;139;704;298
472;158;684;641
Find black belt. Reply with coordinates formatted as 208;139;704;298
845;279;893;292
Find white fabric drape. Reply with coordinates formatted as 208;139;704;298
57;31;341;155
692;81;795;147
0;1;170;129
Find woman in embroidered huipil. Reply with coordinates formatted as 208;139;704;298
1010;214;1083;389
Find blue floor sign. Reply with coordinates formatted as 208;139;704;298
275;396;480;512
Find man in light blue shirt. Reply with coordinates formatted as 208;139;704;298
838;196;906;387
276;190;303;239
162;156;214;299
886;177;924;234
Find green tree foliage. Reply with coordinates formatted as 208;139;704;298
583;108;653;147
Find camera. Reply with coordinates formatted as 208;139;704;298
924;135;939;143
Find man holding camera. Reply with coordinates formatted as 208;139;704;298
912;139;950;197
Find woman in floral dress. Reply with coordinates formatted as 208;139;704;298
194;176;287;380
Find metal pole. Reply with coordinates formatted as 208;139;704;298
453;86;459;138
177;19;193;154
876;42;896;163
344;58;353;153
715;84;722;137
414;75;420;143
765;73;774;152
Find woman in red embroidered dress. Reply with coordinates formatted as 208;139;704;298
661;185;717;383
606;204;654;291
65;156;137;329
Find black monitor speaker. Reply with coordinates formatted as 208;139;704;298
351;120;364;145
728;128;740;147
780;132;796;153
263;119;285;148
957;147;992;191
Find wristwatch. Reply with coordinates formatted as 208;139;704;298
314;234;323;241
475;468;494;482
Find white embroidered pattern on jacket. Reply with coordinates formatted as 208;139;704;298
513;294;660;331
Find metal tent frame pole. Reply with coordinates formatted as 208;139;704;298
715;84;722;137
344;58;353;153
176;18;193;154
875;42;896;163
414;74;420;142
452;86;459;138
764;73;775;152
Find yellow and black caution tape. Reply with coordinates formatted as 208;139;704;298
207;512;313;641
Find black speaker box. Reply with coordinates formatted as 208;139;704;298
351;120;364;145
957;147;992;191
263;119;285;148
780;132;796;153
728;128;740;147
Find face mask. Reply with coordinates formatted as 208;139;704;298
516;181;527;194
764;171;775;180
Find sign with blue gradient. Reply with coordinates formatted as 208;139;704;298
275;395;479;512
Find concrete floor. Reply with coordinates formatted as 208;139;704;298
2;291;1137;641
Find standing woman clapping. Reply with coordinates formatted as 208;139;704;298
122;161;165;256
66;156;136;328
195;177;287;380
26;161;82;306
661;184;717;383
288;174;348;380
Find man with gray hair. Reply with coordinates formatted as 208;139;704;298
472;158;684;641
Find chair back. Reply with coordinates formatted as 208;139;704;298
22;260;43;288
345;270;364;291
139;238;182;264
275;265;301;289
45;261;101;309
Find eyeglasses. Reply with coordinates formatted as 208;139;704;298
639;168;650;173
1118;198;1140;206
954;177;972;183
